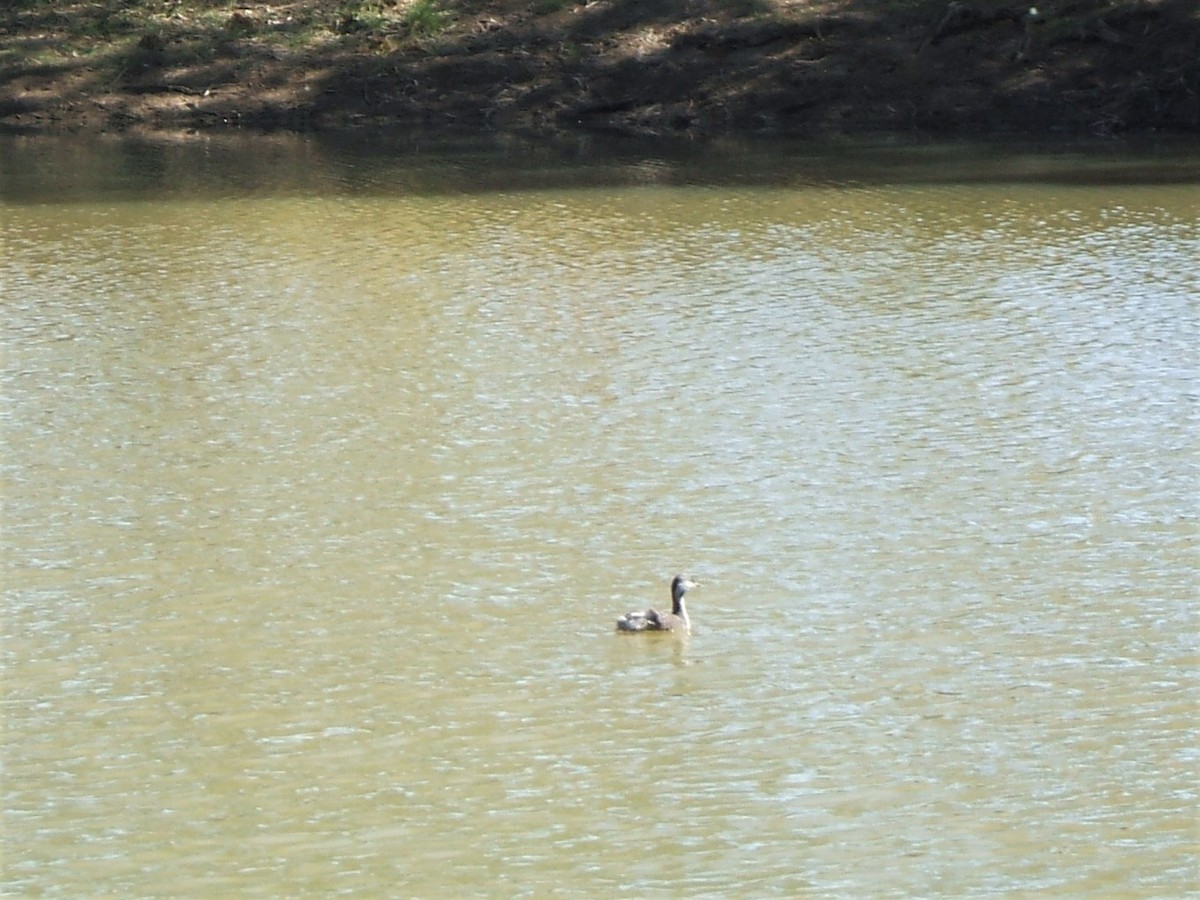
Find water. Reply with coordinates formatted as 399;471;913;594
2;135;1197;896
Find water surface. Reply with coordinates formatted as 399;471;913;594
2;135;1197;896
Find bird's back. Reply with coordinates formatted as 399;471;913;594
616;607;682;632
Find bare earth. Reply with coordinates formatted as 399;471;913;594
1;0;1197;139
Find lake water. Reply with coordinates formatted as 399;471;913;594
2;134;1197;896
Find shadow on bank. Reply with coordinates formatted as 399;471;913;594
1;0;1197;136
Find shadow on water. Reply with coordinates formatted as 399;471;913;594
2;132;1199;204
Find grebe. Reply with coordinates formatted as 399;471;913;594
616;575;698;634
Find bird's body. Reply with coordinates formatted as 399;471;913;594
616;575;698;634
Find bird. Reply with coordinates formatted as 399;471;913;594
616;575;699;634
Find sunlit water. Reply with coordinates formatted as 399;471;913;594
2;136;1197;896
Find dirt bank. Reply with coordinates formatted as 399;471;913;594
2;0;1198;139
